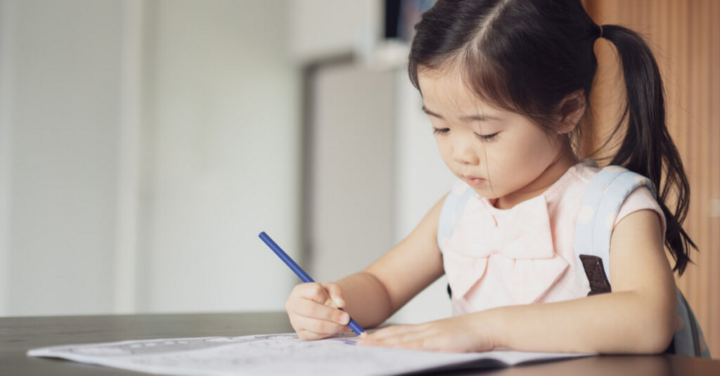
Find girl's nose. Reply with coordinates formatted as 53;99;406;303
453;141;479;165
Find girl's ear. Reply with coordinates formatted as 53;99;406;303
555;90;587;134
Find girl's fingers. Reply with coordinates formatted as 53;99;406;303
288;296;350;325
358;325;430;348
320;282;345;308
291;315;351;337
293;283;331;305
367;329;427;346
364;324;420;340
393;338;432;351
296;328;326;340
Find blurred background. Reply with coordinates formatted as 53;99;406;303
0;0;453;326
0;0;718;358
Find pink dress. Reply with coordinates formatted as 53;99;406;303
439;159;667;316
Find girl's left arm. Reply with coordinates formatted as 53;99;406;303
495;209;677;354
358;209;677;354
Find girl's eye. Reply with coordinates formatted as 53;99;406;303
475;132;499;141
433;128;499;141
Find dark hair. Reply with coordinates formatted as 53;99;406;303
409;0;696;275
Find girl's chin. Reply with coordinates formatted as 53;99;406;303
470;188;500;201
470;187;489;197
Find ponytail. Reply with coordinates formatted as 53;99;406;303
598;24;696;275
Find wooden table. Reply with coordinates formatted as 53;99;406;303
1;312;719;375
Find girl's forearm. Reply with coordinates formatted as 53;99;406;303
335;271;394;329
482;290;676;354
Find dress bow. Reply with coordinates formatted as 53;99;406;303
442;194;569;306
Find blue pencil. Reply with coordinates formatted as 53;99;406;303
258;231;365;336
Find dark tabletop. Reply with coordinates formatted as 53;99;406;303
1;311;719;375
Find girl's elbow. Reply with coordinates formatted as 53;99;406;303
618;294;676;354
641;329;674;354
635;289;677;354
637;313;675;354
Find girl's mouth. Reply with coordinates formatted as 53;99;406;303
464;176;485;186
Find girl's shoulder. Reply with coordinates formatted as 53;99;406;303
559;159;666;237
553;158;600;197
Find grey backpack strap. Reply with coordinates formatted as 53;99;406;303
437;180;476;252
574;166;711;358
573;165;656;294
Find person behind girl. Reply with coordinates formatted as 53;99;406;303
285;0;697;354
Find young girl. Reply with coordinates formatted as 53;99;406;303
285;0;697;354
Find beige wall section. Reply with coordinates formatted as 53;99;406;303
585;0;720;357
308;64;396;283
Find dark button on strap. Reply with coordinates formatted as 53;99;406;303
580;255;612;295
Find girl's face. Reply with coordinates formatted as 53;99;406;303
417;66;572;205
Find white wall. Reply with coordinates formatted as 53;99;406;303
0;0;451;321
0;0;123;316
0;0;300;316
138;0;300;313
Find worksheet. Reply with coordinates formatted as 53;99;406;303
28;332;590;376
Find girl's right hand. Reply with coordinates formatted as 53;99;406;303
285;282;354;340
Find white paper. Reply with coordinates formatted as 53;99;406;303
28;332;591;376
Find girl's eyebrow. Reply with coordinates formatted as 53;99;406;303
421;106;501;121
